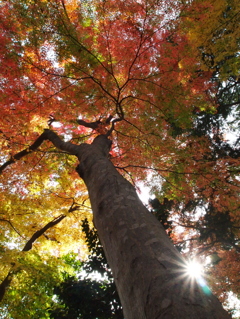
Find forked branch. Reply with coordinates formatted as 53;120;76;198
77;114;123;137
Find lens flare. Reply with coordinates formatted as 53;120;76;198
186;260;203;279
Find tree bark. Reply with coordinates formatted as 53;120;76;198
0;130;231;318
75;135;231;319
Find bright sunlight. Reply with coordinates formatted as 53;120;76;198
186;260;203;279
180;259;212;296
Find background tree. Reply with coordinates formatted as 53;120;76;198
49;219;123;319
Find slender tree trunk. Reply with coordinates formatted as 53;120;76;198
75;135;231;319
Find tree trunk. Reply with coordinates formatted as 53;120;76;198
0;129;231;317
76;135;231;319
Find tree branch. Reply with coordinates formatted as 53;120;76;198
77;119;102;130
0;210;74;302
0;129;80;174
22;214;66;252
77;115;123;137
0;131;48;174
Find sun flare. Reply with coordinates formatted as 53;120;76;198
186;260;203;279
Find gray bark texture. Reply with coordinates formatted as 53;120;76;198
0;129;230;317
75;135;231;319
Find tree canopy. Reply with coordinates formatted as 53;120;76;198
0;0;239;317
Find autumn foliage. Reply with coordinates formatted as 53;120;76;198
0;0;239;316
